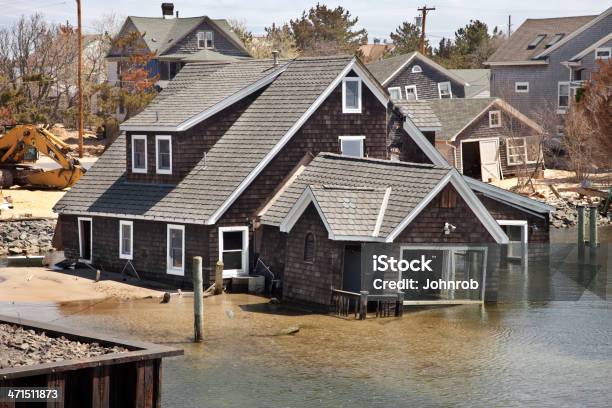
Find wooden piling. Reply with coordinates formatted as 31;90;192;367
214;260;224;295
359;291;368;320
396;291;404;317
577;205;585;245
589;205;598;249
193;256;203;342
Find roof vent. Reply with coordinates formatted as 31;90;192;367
161;3;174;18
272;50;279;67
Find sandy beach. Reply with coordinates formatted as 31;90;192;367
0;267;165;303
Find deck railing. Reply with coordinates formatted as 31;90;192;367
331;288;404;320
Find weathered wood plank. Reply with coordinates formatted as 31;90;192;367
46;372;65;408
91;365;110;408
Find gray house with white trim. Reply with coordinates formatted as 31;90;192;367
487;7;612;124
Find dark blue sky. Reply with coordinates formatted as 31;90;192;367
1;0;606;42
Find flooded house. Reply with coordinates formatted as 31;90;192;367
53;55;553;307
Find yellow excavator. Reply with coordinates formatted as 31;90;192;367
0;124;86;189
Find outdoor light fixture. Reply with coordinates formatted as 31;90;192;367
444;222;456;235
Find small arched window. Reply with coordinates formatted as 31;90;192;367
304;233;315;263
411;65;423;73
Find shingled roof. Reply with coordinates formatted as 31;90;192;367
57;56;379;225
261;153;452;239
122;59;289;129
393;100;442;129
486;15;596;63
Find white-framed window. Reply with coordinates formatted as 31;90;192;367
131;135;147;173
437;81;452;99
339;136;365;158
514;82;529;93
595;47;611;60
342;77;362;113
388;86;402;100
411;65;423;73
489;110;502;128
155;135;172;174
506;137;538;166
405;85;418;101
119;220;133;260
166;224;185;275
558;81;570;109
497;220;528;260
219;226;249;278
197;31;214;49
78;217;93;263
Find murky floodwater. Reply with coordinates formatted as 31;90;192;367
1;229;612;407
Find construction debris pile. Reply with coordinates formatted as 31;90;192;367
549;200;612;229
0;219;56;256
0;323;127;368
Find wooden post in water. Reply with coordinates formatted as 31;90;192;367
215;260;224;295
359;291;368;320
396;291;404;317
577;205;585;245
589;205;598;249
193;256;203;342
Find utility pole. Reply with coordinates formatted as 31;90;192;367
76;0;84;158
417;5;436;54
507;15;512;37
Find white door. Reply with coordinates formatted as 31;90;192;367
479;139;500;181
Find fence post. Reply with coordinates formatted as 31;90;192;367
215;260;224;295
577;205;585;246
396;291;404;317
193;256;203;342
359;291;368;320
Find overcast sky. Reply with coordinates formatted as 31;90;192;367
1;0;607;43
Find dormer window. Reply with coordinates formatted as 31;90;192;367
131;135;147;173
197;31;214;49
405;85;418;101
155;135;172;174
342;77;362;113
489;110;502;128
438;82;452;99
527;34;546;50
545;33;564;48
411;65;423;73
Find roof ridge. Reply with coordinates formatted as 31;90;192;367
316;153;448;169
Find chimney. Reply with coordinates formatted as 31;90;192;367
161;3;174;19
175;10;179;18
272;50;279;67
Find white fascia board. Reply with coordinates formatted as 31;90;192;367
385;170;510;244
58;210;205;225
402;119;448;167
465;177;555;213
206;57;389;225
120;65;288;132
372;187;391;237
485;60;548;66
568;33;612;61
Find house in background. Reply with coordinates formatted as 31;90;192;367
487;7;611;123
367;51;476;100
358;42;395;63
392;98;544;181
106;2;251;89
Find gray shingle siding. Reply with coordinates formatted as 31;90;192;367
386;61;465;100
490;13;612;120
165;20;249;57
575;38;612;80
